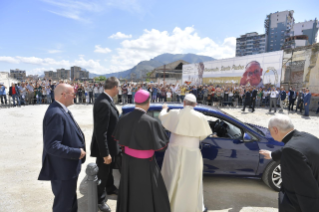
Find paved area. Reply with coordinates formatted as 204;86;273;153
1;104;318;212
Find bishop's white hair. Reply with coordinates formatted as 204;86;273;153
268;114;294;132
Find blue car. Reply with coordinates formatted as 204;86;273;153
122;103;283;191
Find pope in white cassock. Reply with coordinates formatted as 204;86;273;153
159;93;212;212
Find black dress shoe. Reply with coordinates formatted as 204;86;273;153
203;208;208;212
98;203;111;212
107;188;119;196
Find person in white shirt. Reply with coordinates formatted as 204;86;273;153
127;85;132;103
93;84;99;103
269;87;279;113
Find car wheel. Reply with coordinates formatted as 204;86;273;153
262;161;281;191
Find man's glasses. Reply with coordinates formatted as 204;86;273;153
247;69;260;77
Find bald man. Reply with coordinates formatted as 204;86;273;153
38;84;86;212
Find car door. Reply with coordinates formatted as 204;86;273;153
201;117;260;176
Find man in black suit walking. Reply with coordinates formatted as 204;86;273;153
251;87;257;112
259;114;319;211
242;87;251;112
288;87;296;111
38;83;86;212
90;77;120;212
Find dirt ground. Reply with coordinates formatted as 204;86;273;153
1;104;318;212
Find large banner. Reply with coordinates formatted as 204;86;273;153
183;51;283;88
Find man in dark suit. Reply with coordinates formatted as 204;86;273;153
259;114;319;211
303;88;311;117
288;87;296;111
38;83;86;212
90;77;120;212
251;87;257;112
242;87;251;112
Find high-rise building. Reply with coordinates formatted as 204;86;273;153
236;32;266;57
57;68;70;80
264;10;295;52
44;70;58;81
290;19;319;44
71;66;89;80
10;69;26;81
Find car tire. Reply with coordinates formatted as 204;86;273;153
262;161;281;192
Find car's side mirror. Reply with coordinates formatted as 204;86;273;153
243;133;252;142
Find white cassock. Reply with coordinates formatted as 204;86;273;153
159;106;212;212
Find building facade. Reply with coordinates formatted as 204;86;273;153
236;32;266;57
264;10;295;52
57;68;70;80
44;70;58;81
290;19;319;45
10;69;26;81
71;66;89;80
282;35;309;50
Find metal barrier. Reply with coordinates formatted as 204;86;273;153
86;163;100;212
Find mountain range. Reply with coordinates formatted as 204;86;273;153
89;53;215;79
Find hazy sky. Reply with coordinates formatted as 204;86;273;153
0;0;318;75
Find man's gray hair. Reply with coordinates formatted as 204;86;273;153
268;114;294;132
184;100;196;106
104;77;119;90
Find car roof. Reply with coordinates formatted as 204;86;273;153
122;103;227;117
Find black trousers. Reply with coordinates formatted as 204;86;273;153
96;157;116;204
51;177;78;212
251;98;256;111
242;102;250;111
89;92;93;104
295;100;303;112
288;100;295;111
0;95;7;104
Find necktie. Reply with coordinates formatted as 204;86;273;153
68;111;84;139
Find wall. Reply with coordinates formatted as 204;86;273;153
281;43;319;110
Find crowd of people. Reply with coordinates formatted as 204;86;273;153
1;79;319;115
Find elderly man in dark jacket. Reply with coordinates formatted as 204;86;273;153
259;114;319;212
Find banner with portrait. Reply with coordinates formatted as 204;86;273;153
182;51;283;88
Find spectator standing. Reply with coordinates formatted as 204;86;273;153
295;89;304;113
279;86;286;112
166;89;172;102
73;83;78;104
256;88;262;107
50;81;56;103
127;84;132;103
84;84;89;104
117;85;122;104
42;83;47;104
26;82;34;105
98;83;104;97
77;85;83;104
37;83;43;104
288;87;297;111
303;88;311;117
0;83;7;105
10;83;21;107
202;86;208;105
251;87;257;112
46;85;51;104
269;87;279;113
122;85;128;104
89;84;94;104
20;83;27;105
242;87;251;112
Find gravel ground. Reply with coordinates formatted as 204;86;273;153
0;104;318;212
